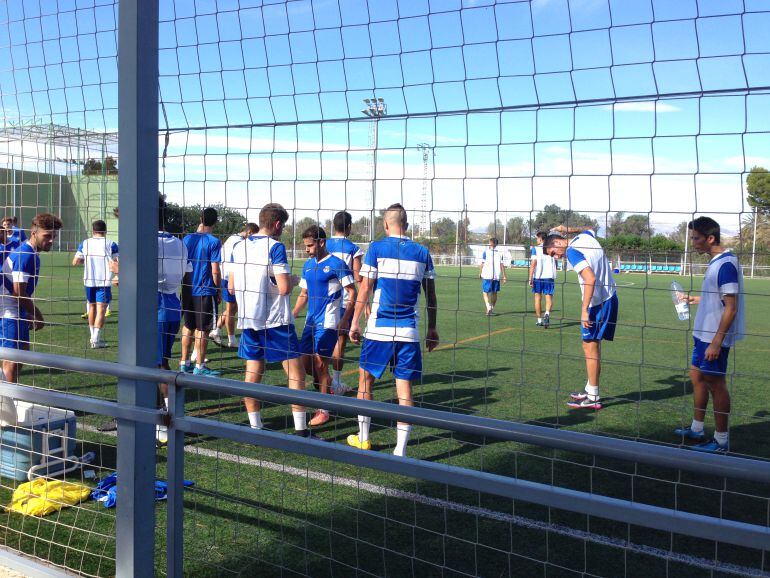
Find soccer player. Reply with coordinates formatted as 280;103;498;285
156;198;192;445
0;213;62;388
292;225;356;427
180;207;222;376
529;231;557;327
228;203;315;438
325;211;363;394
674;217;744;454
347;203;439;457
544;225;618;410
2;216;26;251
72;220;119;348
479;236;507;315
213;222;258;349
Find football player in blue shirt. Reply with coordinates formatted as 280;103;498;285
0;213;62;388
2;216;27;251
675;217;744;454
292;225;356;426
347;204;439;457
324;211;363;394
180;207;222;376
544;225;618;410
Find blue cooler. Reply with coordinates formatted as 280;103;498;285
0;402;78;481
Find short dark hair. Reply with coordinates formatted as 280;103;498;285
31;213;63;231
259;203;289;229
536;230;548;241
385;203;408;228
243;222;259;236
543;233;565;251
201;207;218;227
92;220;107;233
333;211;352;233
688;216;720;244
489;237;498;245
3;216;18;226
302;225;326;240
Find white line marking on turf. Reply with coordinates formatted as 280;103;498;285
82;424;768;577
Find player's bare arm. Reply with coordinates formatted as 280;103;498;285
349;276;372;344
338;284;357;333
578;267;596;329
14;281;44;330
292;288;308;318
423;278;439;351
705;294;737;361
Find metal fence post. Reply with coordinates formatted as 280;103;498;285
166;382;185;577
117;1;159;576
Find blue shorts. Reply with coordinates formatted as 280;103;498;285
0;317;29;349
360;339;422;381
532;279;554;295
482;279;500;293
157;320;180;366
300;324;338;358
691;337;730;376
221;279;236;304
85;286;112;304
238;325;301;363
581;294;618;342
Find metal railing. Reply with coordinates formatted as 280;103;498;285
0;347;768;576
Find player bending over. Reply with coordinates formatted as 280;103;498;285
479;237;506;316
229;203;316;438
325;211;363;394
72;220;119;348
347;203;439;457
674;217;744;454
292;225;356;427
544;225;618;410
529;231;556;328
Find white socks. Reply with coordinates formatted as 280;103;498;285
714;431;729;446
89;327;102;341
358;415;371;442
293;410;307;431
690;419;704;433
228;335;237;347
332;370;341;382
585;384;599;401
248;411;263;429
393;424;412;457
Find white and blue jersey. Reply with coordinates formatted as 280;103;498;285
326;236;362;308
693;250;744;348
158;232;191;323
0;242;40;318
183;232;222;297
5;227;26;251
361;235;435;343
230;235;293;331
531;245;556;280
75;236;119;287
565;231;616;307
299;254;354;330
480;248;506;281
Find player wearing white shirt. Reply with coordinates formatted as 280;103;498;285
545;225;618;410
228;203;315;438
674;217;744;454
72;220;119;348
347;204;439;457
325;211;364;394
479;237;507;315
528;231;557;327
292;225;356;427
213;223;258;349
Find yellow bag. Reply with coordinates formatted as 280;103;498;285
6;478;91;517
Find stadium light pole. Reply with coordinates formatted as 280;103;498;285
362;98;386;240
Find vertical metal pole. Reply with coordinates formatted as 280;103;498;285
750;208;758;279
117;1;159;577
167;383;185;577
58;175;62;251
682;223;689;276
11;154;16;216
370;119;378;241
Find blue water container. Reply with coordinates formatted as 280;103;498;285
0;403;77;481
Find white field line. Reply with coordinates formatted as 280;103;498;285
82;424;768;577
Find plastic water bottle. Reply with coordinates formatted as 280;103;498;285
670;281;689;321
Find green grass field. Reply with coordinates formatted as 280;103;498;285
1;252;769;577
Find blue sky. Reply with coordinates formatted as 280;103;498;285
1;0;770;235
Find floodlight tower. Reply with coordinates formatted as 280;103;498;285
362;97;386;240
416;142;432;237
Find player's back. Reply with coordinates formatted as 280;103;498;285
183;232;221;295
481;248;505;280
230;235;292;330
532;245;556;279
363;236;435;341
77;237;118;287
221;234;242;278
158;233;188;293
567;231;615;305
326;236;363;269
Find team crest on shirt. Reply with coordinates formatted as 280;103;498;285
323;266;330;273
